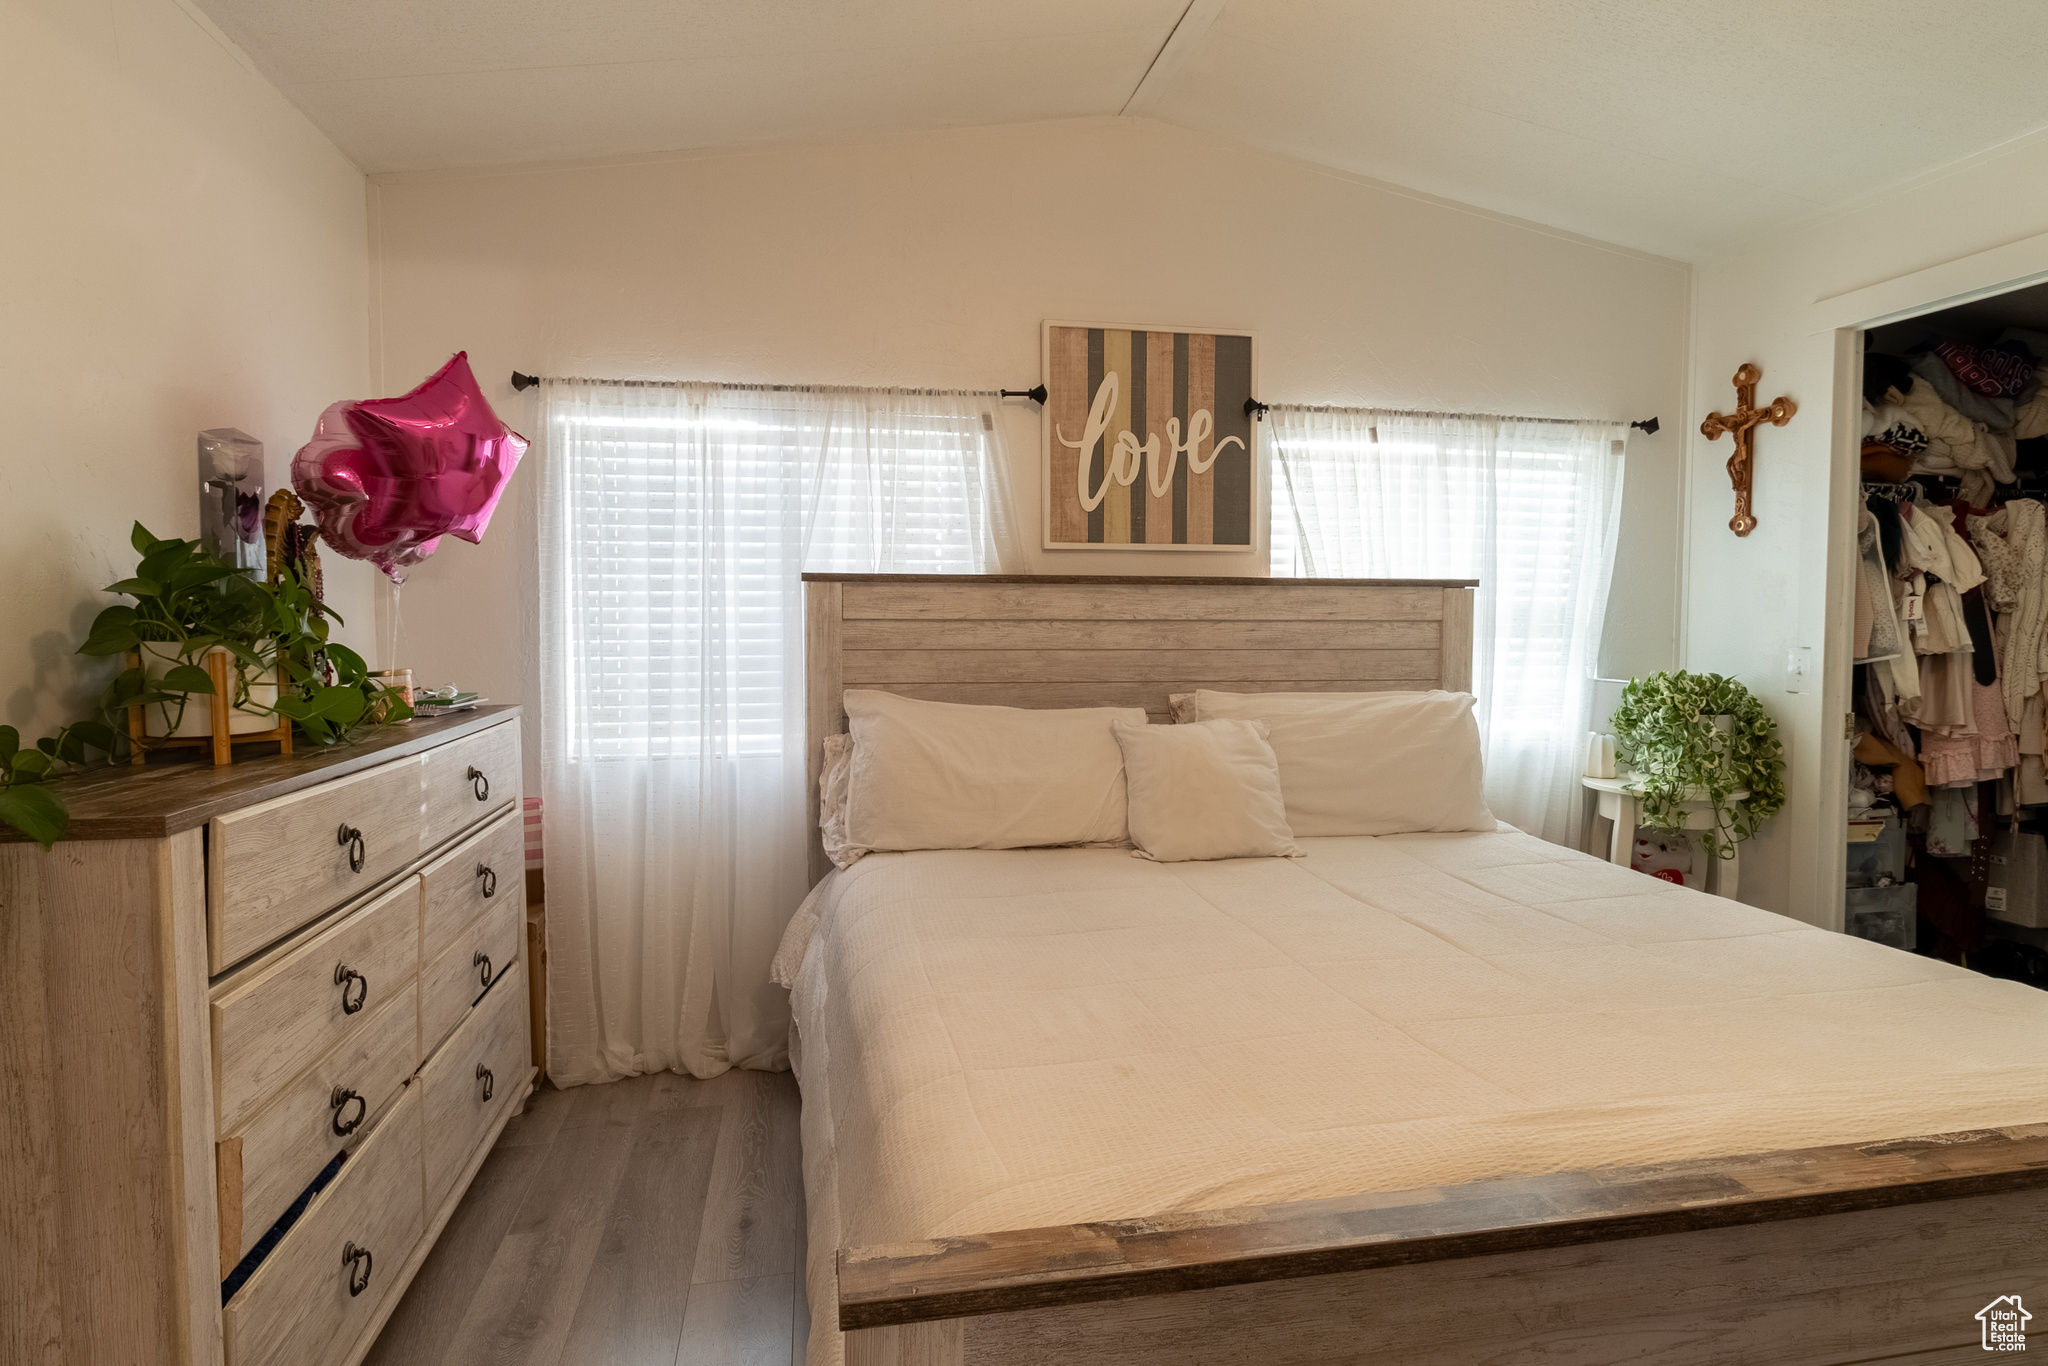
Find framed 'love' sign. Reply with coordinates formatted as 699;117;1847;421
1041;320;1257;551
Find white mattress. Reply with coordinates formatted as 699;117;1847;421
773;830;2048;1364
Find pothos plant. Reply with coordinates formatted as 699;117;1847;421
1610;670;1787;859
0;524;411;849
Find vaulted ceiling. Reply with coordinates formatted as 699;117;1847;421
194;0;2048;261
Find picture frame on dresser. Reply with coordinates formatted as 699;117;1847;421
2;706;534;1366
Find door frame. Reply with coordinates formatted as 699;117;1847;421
1814;236;2048;932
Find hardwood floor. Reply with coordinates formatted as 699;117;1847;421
364;1068;808;1366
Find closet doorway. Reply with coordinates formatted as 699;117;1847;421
1838;279;2048;988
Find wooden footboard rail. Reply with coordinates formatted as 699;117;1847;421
840;1124;2048;1366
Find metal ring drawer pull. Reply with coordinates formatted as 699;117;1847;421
477;863;497;898
467;766;489;802
474;948;500;992
476;1063;495;1102
335;963;368;1015
343;1241;373;1297
337;823;365;873
330;1086;367;1137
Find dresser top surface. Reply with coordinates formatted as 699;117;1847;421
6;706;521;844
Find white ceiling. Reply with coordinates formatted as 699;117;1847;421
194;0;2048;261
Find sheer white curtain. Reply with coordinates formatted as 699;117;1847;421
1270;407;1625;845
539;381;1019;1086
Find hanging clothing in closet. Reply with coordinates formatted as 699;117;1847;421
1854;506;1906;666
1894;499;1980;733
1969;499;2048;802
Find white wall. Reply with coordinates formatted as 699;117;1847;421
367;116;1692;786
1683;128;2048;924
0;0;370;744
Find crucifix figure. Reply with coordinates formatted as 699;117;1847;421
1700;363;1794;538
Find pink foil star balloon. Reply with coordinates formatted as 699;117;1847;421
291;352;528;584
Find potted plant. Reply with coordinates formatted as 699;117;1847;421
78;524;281;738
1609;670;1787;858
0;524;410;847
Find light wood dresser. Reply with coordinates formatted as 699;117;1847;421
2;706;534;1366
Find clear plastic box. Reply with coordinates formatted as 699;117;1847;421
1844;884;1916;950
1845;814;1906;888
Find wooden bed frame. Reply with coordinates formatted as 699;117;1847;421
800;573;2048;1366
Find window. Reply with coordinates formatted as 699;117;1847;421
535;380;1019;1084
545;384;1011;760
1269;407;1625;842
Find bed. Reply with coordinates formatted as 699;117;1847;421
784;573;2048;1366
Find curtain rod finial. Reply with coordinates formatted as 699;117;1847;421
1629;416;1660;435
999;384;1047;404
511;371;541;392
1245;397;1270;421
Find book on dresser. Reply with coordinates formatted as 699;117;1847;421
2;706;535;1366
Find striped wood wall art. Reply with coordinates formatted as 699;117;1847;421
1042;322;1256;551
803;574;1477;883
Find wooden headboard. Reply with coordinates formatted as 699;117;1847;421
801;573;1478;882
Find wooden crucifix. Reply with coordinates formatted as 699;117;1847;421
1700;363;1794;537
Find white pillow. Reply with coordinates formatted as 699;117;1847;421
1174;690;1493;837
818;733;868;870
844;690;1146;852
1112;718;1300;862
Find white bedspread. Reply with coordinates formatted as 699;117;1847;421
773;831;2048;1363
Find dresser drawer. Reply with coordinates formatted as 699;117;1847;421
219;979;419;1273
420;719;519;853
420;960;528;1213
223;1085;424;1366
213;877;422;1135
421;890;524;1058
420;805;524;965
209;756;425;970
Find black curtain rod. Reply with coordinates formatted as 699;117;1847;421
513;371;1656;433
513;370;1036;399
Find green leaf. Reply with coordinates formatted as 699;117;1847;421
137;544;193;584
103;576;161;598
105;666;147;703
80;605;142;657
50;730;88;765
0;727;16;760
310;685;367;726
78;623;141;656
131;522;156;554
159;664;216;694
69;721;118;755
13;749;52;776
326;643;367;686
0;783;68;848
170;560;244;587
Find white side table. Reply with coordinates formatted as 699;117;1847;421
1580;775;1749;901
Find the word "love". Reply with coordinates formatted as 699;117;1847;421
1056;373;1245;511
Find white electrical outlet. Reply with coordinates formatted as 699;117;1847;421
1785;645;1812;693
